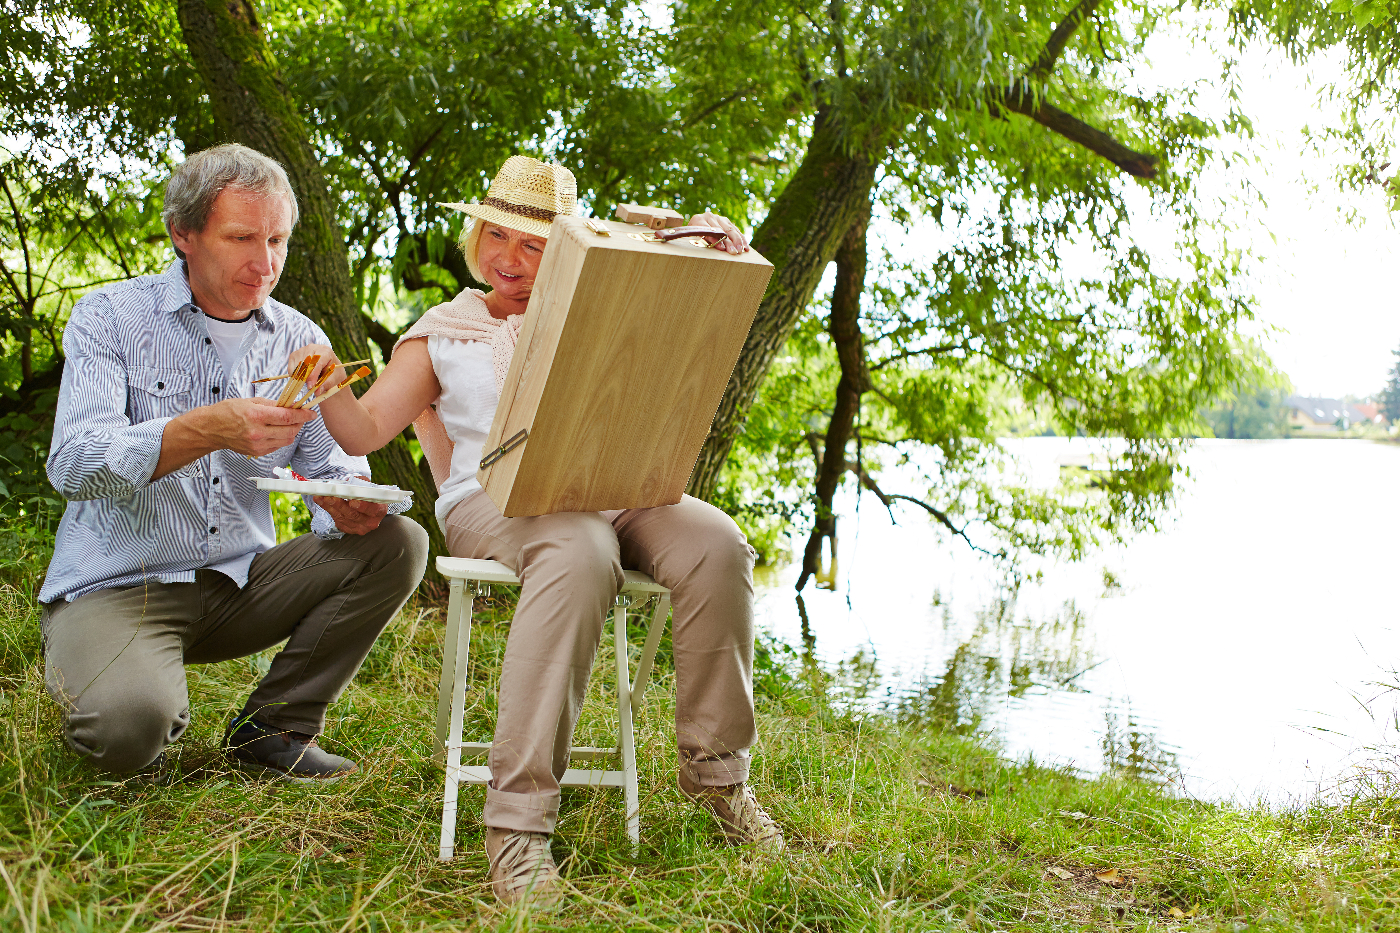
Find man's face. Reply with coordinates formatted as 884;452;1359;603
171;187;293;320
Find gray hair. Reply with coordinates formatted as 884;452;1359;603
162;143;300;258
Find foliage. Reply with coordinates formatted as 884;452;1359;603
1200;366;1295;439
0;387;62;519
1200;387;1293;439
269;492;312;544
1228;0;1400;207
680;0;1273;563
4;0;1281;571
1378;343;1400;424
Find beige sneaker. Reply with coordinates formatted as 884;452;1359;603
484;828;564;908
679;769;785;851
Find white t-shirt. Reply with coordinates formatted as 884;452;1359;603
426;336;500;527
203;314;251;376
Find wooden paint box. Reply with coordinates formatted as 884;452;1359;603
478;215;773;516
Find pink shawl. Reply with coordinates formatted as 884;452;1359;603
393;288;521;491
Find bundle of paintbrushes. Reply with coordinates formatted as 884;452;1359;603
258;357;372;409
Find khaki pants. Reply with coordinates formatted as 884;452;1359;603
444;492;758;834
41;516;429;773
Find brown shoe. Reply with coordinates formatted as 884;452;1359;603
679;769;785;851
484;828;564;908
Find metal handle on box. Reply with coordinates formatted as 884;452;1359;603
480;429;529;469
656;225;729;245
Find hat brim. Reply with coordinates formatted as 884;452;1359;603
438;201;556;239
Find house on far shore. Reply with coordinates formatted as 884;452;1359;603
1285;395;1386;434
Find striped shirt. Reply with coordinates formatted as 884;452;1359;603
40;260;372;604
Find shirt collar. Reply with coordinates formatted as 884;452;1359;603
159;259;275;331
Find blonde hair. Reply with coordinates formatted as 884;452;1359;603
460;219;485;284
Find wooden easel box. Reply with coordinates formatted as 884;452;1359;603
478;215;773;516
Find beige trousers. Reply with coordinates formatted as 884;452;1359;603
41;516;429;773
444;491;758;834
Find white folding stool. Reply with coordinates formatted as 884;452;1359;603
433;556;672;860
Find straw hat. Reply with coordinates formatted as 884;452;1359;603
440;156;577;282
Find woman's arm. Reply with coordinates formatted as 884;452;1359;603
290;338;440;457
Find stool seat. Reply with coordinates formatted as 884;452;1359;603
432;556;671;860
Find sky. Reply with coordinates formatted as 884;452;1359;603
1141;24;1399;400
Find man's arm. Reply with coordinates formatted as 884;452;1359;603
47;297;171;501
153;397;316;480
47;295;318;500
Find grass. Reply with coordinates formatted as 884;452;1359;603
3;519;1400;929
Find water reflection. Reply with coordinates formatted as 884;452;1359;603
760;440;1400;801
797;584;1184;787
890;592;1094;729
1101;709;1181;787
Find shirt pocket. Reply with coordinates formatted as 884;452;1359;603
128;367;193;423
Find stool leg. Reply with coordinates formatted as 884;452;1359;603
439;578;474;861
435;579;466;764
615;603;640;850
629;594;671;718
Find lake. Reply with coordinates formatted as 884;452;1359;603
754;438;1400;804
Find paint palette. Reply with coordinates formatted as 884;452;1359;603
254;476;410;504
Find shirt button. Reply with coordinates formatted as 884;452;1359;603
205;337;212;345
212;477;220;485
211;386;220;394
156;381;164;390
209;526;218;534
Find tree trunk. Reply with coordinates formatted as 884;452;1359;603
687;107;878;501
177;0;446;574
796;204;870;592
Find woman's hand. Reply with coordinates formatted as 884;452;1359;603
287;343;346;396
687;210;750;255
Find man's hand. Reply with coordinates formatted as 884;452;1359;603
155;397;317;479
313;493;389;536
195;397;317;457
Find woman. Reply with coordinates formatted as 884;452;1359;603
294;156;780;906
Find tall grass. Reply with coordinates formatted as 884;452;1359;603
2;515;1400;929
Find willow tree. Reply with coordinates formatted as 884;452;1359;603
8;0;1264;572
550;0;1260;570
1229;0;1400;206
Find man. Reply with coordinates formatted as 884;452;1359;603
39;143;429;781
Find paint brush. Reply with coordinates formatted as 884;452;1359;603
252;358;370;384
305;366;371;408
276;355;319;407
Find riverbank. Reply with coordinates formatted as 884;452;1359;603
2;522;1398;930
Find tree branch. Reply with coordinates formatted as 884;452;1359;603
361;311;398;362
984;0;1158;179
848;463;1001;558
994;87;1159;178
1029;0;1104;78
683;84;760;130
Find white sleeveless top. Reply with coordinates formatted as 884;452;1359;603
426;336;500;527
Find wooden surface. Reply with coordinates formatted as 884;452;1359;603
479;216;773;516
613;203;685;230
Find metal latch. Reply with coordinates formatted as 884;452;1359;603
480;428;529;468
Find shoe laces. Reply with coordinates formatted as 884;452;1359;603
720;784;781;842
494;831;556;892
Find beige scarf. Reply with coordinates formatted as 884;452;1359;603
393;288;521;491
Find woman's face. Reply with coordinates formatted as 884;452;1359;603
477;222;546;302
